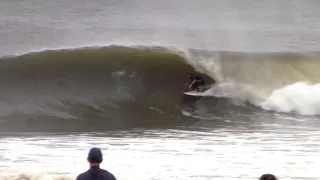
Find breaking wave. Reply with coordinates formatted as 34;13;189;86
1;44;320;132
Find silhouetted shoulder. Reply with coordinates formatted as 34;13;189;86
76;171;88;180
76;169;116;180
102;169;117;180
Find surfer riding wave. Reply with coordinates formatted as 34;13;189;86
185;73;207;92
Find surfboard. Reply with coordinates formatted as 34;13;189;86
183;91;203;96
183;84;212;96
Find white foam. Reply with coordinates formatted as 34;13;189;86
1;129;320;180
260;82;320;115
187;80;320;116
0;170;73;180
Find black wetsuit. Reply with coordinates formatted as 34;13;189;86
189;75;205;91
76;166;116;180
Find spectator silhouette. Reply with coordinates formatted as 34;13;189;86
76;147;116;180
259;174;277;180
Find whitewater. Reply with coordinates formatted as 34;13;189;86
1;0;320;180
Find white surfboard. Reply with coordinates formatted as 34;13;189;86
183;91;204;96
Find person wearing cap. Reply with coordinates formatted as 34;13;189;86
259;174;277;180
76;147;117;180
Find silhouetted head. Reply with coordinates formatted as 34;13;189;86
259;174;277;180
87;147;103;165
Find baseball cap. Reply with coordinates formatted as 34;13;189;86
87;147;103;163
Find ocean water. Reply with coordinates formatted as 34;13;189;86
1;0;320;180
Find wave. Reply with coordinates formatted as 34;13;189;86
0;170;73;180
1;44;320;129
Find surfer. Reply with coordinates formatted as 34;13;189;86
186;73;206;92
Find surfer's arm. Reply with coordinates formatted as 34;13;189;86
189;80;195;88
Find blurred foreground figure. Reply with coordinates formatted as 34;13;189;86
259;174;277;180
76;148;117;180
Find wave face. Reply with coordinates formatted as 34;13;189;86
0;45;215;132
1;45;320;133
